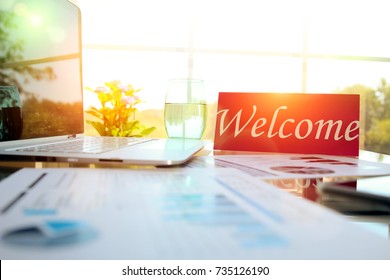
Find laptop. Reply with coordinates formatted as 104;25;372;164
0;0;204;166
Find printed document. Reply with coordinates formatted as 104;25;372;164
210;153;390;179
0;167;390;259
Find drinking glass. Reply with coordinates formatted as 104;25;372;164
164;79;207;139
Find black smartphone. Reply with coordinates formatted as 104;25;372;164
317;176;390;214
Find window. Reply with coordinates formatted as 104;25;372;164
72;0;390;154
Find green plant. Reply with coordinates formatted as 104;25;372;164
85;80;155;137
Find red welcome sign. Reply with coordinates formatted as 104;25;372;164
214;92;360;156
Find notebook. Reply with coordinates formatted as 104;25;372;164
0;0;204;166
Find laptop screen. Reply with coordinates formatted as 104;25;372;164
0;0;83;141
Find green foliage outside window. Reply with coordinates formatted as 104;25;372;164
338;78;390;154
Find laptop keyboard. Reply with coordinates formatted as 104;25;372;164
14;137;154;154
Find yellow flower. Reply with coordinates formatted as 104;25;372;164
85;80;155;137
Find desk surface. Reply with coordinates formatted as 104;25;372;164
0;148;390;259
1;148;390;221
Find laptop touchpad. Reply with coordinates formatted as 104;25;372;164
139;139;200;151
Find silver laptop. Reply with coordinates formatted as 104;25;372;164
0;0;204;166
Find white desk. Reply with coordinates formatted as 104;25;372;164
0;148;390;259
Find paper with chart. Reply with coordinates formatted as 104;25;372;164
211;154;390;179
0;167;390;260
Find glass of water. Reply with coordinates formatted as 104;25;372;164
164;79;207;139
